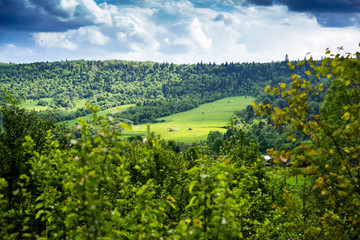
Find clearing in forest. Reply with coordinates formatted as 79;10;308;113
64;104;135;126
123;96;255;143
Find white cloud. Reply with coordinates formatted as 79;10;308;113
114;14;147;37
60;0;78;12
190;18;212;49
33;32;77;50
0;44;35;63
144;0;194;16
58;0;116;25
80;0;114;25
117;32;127;41
111;7;164;52
77;26;110;45
4;0;360;64
33;26;109;50
224;5;360;62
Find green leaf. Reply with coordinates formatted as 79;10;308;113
35;210;45;220
35;195;44;202
67;213;78;219
166;200;176;210
186;196;197;209
35;202;43;209
22;233;32;238
188;180;197;194
103;201;113;208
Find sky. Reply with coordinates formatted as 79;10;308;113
0;0;359;64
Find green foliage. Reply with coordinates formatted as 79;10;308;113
37;99;48;106
3;48;359;239
0;59;304;125
0;96;291;239
211;137;223;153
0;90;70;238
122;96;255;143
254;46;360;239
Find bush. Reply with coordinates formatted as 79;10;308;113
253;47;360;238
37;99;48;106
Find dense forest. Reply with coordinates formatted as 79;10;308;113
0;59;312;124
1;48;359;239
0;58;324;153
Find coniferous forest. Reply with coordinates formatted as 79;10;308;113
0;48;360;239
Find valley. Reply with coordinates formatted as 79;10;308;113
123;96;255;142
0;50;358;239
1;0;359;237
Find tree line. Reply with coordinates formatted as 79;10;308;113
0;59;309;124
0;47;359;239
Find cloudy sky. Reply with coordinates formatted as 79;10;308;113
0;0;359;64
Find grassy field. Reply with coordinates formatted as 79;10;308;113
20;98;134;127
21;96;255;143
21;98;53;111
123;96;255;143
63;104;135;126
21;98;90;111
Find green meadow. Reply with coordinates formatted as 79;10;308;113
20;96;255;143
21;98;53;111
20;98;134;127
21;98;89;111
123;96;255;143
63;104;135;126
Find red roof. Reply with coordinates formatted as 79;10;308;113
279;156;287;163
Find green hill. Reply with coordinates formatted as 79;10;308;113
123;96;255;143
0;59;308;125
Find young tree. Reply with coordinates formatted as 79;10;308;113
253;46;360;239
0;90;69;237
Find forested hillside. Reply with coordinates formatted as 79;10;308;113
0;48;359;239
0;59;310;124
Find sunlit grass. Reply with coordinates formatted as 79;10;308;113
63;104;135;126
123;96;255;143
22;98;90;111
21;98;53;111
21;96;256;143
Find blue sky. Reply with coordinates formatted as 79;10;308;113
0;0;359;63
